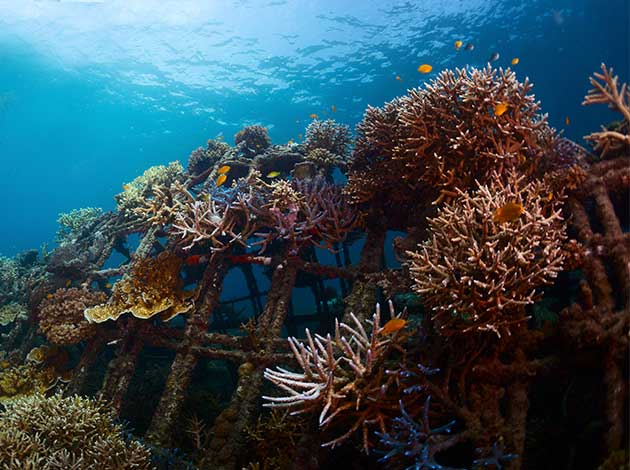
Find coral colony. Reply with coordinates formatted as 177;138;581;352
0;64;628;470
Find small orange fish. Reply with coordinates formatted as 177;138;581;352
185;254;208;266
494;102;508;116
511;57;519;65
493;202;524;224
380;318;407;335
331;105;337;113
395;75;402;81
217;165;231;175
65;280;72;287
454;40;463;50
46;293;53;300
547;192;554;201
122;184;131;191
417;64;433;74
216;174;227;187
565;116;570;126
309;113;318;119
104;283;112;289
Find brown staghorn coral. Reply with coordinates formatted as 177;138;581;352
582;63;630;158
188;138;231;175
84;252;193;323
38;287;106;345
305;148;347;176
0;393;152;469
263;301;407;453
235;125;271;157
399;65;554;203
406;172;567;337
303;119;352;157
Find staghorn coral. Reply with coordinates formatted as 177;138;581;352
263;302;407;452
56;207;103;245
188;139;231;175
234;125;271;157
406;172;567;337
38;287;106;345
115;161;184;218
0;302;27;326
303;119;352;157
305;148;347;176
84;252;193;323
582;64;630;158
0;393;152;469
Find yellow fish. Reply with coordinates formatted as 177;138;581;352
454;40;463;50
105;283;112;289
288;139;294;144
565;116;570;126
216;174;227;187
46;293;54;300
309;113;318;119
417;64;433;74
494;102;509;116
266;171;281;178
511;57;520;65
493;202;524;224
547;192;554;201
0;360;10;369
65;280;72;287
122;184;130;191
331;105;337;113
380;318;407;335
395;75;402;81
217;165;231;175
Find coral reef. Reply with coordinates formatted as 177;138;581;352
56;207;103;245
0;302;27;326
0;393;152;469
188;138;231;175
406;172;567;336
38;287;106;345
84;252;193;323
303;119;352;157
234;125;271;157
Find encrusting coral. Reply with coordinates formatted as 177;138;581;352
38;287;106;345
56;207;104;245
0;393;152;469
234;125;271;157
582;63;630;158
406;171;567;337
84;252;193;323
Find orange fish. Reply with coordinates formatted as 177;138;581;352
494;102;508;116
565;116;570;126
309;113;318;119
46;293;53;300
216;174;227;187
331;105;337;113
454;40;463;50
217;165;231;175
104;283;112;289
493;202;524;223
417;64;433;74
185;254;209;266
380;318;407;335
511;57;520;65
395;75;402;81
547;192;554;201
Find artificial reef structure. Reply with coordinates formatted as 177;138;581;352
0;63;628;470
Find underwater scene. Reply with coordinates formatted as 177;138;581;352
0;0;628;469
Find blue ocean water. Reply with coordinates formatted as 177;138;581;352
0;0;627;256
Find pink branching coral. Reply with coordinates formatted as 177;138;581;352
406;172;567;337
303;119;352;157
234;125;271;157
38;288;106;345
582;63;630;158
263;302;406;452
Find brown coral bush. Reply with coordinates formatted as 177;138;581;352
38;287;106;345
406;172;567;337
303;119;351;157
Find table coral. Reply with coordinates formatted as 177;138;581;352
84;252;193;323
0;393;152;469
406;172;567;337
38;287;106;345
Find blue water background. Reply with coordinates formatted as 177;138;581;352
0;0;627;258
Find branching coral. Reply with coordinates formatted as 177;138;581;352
582;63;630;158
0;302;27;326
234;125;271;157
303;119;352;157
56;207;104;245
0;255;24;304
84;252;193;323
305;148;347;176
188;139;231;175
406;172;567;337
0;393;152;469
263;302;407;452
38;287;106;345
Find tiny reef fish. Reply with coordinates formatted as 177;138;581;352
65;280;72;287
217;165;231;175
395;75;402;81
511;57;519;65
331;105;337;113
418;64;433;73
565;116;570;125
105;283;112;289
464;43;474;51
216;174;227;187
185;254;209;266
266;171;281;178
489;52;500;62
46;293;53;299
494;102;508;116
380;318;407;335
454;40;463;50
493;202;524;223
123;184;131;191
309;113;318;119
